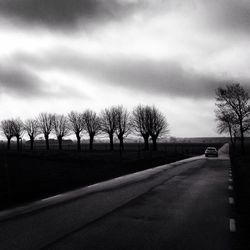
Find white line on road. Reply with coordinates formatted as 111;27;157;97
228;185;233;190
230;219;236;232
229;197;234;204
229;178;233;182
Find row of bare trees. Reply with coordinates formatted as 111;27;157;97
0;105;169;151
215;83;250;154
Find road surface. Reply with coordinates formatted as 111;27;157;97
0;145;233;250
45;154;231;249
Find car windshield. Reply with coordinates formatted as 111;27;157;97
206;147;216;150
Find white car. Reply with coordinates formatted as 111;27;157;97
205;147;218;157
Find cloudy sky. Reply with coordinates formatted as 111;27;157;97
0;0;250;137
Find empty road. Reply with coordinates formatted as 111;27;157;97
44;153;232;249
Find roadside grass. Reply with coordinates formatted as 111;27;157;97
230;144;250;250
0;142;222;210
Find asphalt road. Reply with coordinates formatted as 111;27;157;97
45;154;232;250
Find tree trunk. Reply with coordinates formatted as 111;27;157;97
45;134;49;150
233;133;237;145
119;138;123;163
240;120;245;154
152;136;157;151
30;136;34;150
58;136;62;150
89;135;94;151
109;134;114;151
119;136;124;151
16;136;20;150
76;133;81;152
143;135;149;151
228;125;234;146
7;138;11;150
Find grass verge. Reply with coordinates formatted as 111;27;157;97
230;144;250;250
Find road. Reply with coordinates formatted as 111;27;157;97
0;145;232;250
44;153;232;249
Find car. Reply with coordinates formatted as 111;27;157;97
205;147;218;157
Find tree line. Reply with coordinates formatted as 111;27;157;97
215;83;250;154
0;105;169;151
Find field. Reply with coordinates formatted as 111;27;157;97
0;142;223;210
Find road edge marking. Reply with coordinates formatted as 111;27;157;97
230;218;236;232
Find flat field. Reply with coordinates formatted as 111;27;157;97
0;142;222;210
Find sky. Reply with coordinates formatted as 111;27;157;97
0;0;250;137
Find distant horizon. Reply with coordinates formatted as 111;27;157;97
0;134;232;143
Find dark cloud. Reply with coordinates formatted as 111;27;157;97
83;58;228;99
13;51;235;99
0;60;86;99
0;0;140;29
0;64;45;97
194;0;250;35
0;0;250;36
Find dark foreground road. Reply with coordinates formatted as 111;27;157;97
0;145;232;250
45;155;231;249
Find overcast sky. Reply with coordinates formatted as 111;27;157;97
0;0;250;137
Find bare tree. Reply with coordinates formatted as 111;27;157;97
216;83;250;154
68;111;84;151
100;107;117;151
24;119;39;150
37;113;55;150
132;105;150;150
83;110;101;151
115;106;130;151
146;106;169;151
11;118;24;150
53;114;70;150
215;109;238;146
1;120;14;150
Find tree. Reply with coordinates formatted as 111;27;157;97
37;113;55;150
68;111;84;151
53;114;70;150
115;106;130;151
24;119;39;150
83;110;101;151
100;107;117;151
132;105;150;150
216;83;250;154
11;118;24;150
1;120;14;150
215;109;238;146
146;106;169;150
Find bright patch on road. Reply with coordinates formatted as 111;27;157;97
230;219;236;232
